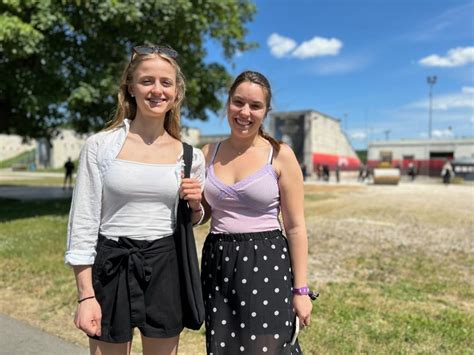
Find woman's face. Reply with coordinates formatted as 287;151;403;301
227;81;267;138
129;56;177;119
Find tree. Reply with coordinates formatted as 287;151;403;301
0;0;256;138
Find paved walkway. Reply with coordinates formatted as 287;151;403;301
0;314;88;355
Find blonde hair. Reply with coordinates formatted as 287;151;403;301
106;50;186;140
227;70;281;152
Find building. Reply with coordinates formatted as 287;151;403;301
268;110;360;175
367;138;474;177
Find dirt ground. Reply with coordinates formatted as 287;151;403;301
303;182;473;286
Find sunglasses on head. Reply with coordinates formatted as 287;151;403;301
131;45;178;61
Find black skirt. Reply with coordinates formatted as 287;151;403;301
201;229;302;354
90;235;183;343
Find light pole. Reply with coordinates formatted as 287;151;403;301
427;75;437;139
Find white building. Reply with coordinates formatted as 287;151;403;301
367;138;474;176
268;110;360;174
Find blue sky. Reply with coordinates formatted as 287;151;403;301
183;0;474;150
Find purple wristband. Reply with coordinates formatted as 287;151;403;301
292;286;310;295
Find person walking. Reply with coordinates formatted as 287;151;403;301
200;71;313;354
63;157;75;189
65;44;205;355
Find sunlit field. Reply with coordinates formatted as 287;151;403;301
0;180;472;354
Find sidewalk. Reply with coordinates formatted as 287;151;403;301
0;314;88;355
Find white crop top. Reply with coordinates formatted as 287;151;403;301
100;159;180;240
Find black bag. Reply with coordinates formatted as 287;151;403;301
174;142;205;330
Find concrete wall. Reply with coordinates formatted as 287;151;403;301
0;134;36;161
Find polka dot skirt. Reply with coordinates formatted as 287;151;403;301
201;229;302;354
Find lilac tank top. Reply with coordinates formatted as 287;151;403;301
204;142;281;234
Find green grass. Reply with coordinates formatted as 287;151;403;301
0;189;472;354
0;149;36;169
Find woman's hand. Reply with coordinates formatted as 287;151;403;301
74;297;102;337
293;295;313;327
180;177;202;211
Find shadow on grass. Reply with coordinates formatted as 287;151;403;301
0;198;71;222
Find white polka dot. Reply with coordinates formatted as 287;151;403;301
263;300;268;305
274;266;279;271
263;255;268;260
254;245;258;250
243;256;248;262
219;245;223;250
281;254;286;259
251;312;257;317
283;247;287;252
213;307;217;312
253;267;259;272
240;346;245;352
225;257;229;262
211;330;215;335
236;246;240;251
222;320;227;325
224;277;229;282
275;288;280;293
252;289;258;295
284;275;287;281
285;298;288;303
271;244;276;249
234;268;237;272
263;346;268;352
232;310;236;315
240;323;245;328
251;335;256;340
224;298;228;303
274;310;279;316
231;332;235;337
274;334;280;339
263;323;268;328
241;301;246;306
285;321;289;326
232;289;236;294
264;277;269;283
215;286;219;291
217;265;221;270
211;253;215;258
220;342;225;347
242;279;247;284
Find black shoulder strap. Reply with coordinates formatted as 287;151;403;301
182;142;193;178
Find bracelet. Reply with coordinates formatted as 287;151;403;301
78;295;95;304
192;203;205;226
292;286;319;300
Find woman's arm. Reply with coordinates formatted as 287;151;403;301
73;266;102;336
276;144;313;326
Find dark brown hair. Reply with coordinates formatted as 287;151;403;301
227;70;281;152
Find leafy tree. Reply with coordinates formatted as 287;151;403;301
0;0;256;138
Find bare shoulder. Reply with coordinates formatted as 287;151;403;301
201;143;215;164
273;143;299;176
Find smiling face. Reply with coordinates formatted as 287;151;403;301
227;81;268;138
128;56;177;119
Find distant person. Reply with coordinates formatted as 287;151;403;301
358;164;366;182
301;163;307;181
316;164;322;180
63;157;75;189
335;165;340;183
323;164;330;181
65;44;204;354
441;160;454;184
407;162;416;181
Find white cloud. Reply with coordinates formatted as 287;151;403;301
419;46;474;67
350;131;367;140
267;33;297;58
267;33;343;59
292;37;343;59
432;129;454;138
408;87;474;110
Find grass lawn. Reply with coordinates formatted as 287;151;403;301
0;183;472;354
